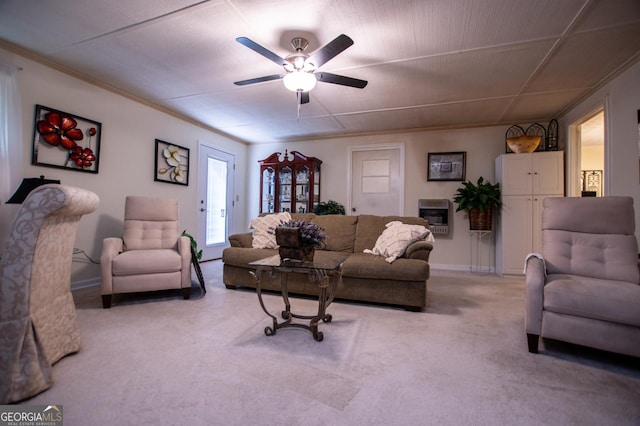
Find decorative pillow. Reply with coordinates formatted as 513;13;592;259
250;212;292;249
364;221;434;263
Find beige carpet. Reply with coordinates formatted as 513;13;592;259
21;261;640;425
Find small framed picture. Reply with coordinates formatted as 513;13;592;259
32;104;102;173
154;139;189;186
427;151;466;181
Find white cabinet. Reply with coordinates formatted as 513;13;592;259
495;151;564;276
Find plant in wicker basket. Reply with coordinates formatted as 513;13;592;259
453;176;501;230
274;220;327;261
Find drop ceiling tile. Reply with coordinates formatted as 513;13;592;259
525;23;640;93
501;89;588;122
0;0;209;52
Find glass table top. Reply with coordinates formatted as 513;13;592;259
249;251;348;271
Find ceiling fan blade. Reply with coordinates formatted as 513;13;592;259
234;74;284;86
316;72;368;89
307;34;354;68
236;37;287;67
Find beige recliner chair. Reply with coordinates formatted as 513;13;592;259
0;184;99;403
100;196;191;308
525;196;640;357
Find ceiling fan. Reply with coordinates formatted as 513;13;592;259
234;34;368;105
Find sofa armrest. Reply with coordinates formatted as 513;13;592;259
403;241;434;262
524;255;546;335
229;232;253;248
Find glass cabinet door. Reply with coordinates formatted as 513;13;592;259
278;166;292;212
295;165;310;213
313;162;320;211
261;167;275;213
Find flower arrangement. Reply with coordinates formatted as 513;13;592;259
276;220;327;248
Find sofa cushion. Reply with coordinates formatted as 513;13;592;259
310;215;358;252
354;215;430;253
544;273;640;327
250;212;291;249
221;247;278;267
342;253;429;281
364;221;432;262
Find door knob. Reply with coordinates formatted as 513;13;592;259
352;207;356;212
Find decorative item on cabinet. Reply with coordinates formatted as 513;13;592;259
546;119;559;151
505;123;551;153
258;150;322;214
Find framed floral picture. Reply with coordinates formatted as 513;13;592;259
31;104;102;173
154;139;189;186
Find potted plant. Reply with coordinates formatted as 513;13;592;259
274;220;327;262
312;200;346;215
181;230;202;261
453;177;501;230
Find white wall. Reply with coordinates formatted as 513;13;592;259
248;126;507;270
561;59;640;241
4;43;638;280
0;47;248;284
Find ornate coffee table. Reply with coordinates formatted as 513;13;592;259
249;252;348;341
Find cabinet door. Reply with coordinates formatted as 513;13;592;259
500;154;533;195
532;152;564;195
278;166;292;213
260;167;275;213
294;165;310;213
501;195;534;274
532;194;563;253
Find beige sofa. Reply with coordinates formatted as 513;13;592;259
222;213;433;311
525;196;640;357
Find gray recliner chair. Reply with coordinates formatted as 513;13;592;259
525;196;640;357
100;196;191;308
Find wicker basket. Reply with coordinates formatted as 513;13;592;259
468;207;493;230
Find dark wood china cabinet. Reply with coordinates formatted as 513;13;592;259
259;150;322;214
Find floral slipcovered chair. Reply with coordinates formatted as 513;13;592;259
0;184;99;403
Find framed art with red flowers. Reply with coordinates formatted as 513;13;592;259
154;139;189;186
31;104;101;173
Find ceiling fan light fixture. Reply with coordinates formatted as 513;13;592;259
283;71;317;92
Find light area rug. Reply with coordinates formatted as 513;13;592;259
20;261;640;425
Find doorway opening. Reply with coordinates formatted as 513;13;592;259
569;109;606;197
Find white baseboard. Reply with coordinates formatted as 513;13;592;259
71;277;100;290
430;263;495;274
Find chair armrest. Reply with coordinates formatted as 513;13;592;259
177;236;191;288
229;232;253;248
100;237;123;295
403;241;434;262
524;255;546;335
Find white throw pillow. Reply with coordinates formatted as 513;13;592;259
250;212;292;249
364;221;434;263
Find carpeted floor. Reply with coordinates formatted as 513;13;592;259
21;261;640;425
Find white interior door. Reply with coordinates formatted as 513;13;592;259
349;145;404;216
197;144;235;260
